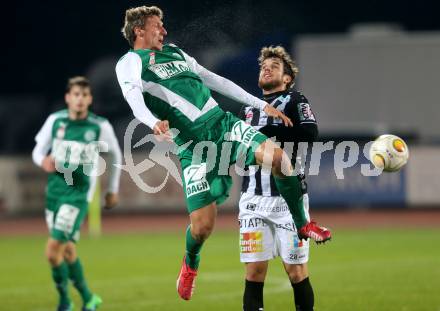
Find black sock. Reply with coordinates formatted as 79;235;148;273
243;279;264;311
292;277;314;311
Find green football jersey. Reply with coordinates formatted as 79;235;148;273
33;109;121;203
116;44;267;145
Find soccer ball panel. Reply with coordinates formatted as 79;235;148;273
369;134;409;172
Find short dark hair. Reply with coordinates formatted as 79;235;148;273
66;76;91;93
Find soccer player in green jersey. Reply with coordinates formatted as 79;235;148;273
116;6;331;301
32;76;122;311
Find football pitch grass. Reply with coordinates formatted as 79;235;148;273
1;228;439;311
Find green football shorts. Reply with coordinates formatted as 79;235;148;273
45;197;88;242
179;111;267;213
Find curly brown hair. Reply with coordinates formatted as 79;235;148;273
258;46;299;89
121;6;163;47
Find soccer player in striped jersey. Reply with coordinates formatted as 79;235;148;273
116;5;331;301
32;77;122;311
239;46;317;311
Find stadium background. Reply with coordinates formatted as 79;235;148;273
1;0;439;310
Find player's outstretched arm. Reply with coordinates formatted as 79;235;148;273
181;50;292;126
182;51;267;110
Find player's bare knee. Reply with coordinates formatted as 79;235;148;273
246;269;265;281
190;206;216;242
246;265;267;282
63;243;77;263
245;261;268;281
46;251;57;266
46;241;64;266
192;223;214;242
289;272;308;284
271;150;285;177
286;264;308;284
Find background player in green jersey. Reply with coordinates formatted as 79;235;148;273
116;5;330;301
32;77;122;311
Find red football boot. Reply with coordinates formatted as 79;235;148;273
177;256;198;300
299;221;332;243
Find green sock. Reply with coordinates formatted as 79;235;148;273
51;262;70;306
185;225;203;270
68;258;92;304
274;175;307;229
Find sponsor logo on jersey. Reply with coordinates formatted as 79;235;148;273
245;110;253;124
149;60;190;79
246;203;256;211
54;204;79;234
240;231;263;253
84;130;96;142
230;121;258;147
56;124;65;139
298;102;316;122
293;236;304;248
275;222;294;230
239;218;266;229
183;163;210;198
149;52;156;65
248;205;289;213
52;139;100;166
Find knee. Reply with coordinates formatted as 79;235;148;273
287;265;308;284
190;204;217;242
192;222;214;242
46;242;64;266
289;272;307;284
46;253;61;266
246;265;267;282
63;244;77;264
271;150;287;177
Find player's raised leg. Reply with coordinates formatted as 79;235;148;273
177;202;217;300
254;140;331;242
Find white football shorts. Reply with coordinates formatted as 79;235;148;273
238;192;310;264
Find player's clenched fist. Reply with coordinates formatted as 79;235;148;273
42;155;56;173
153;120;173;142
104;192;119;210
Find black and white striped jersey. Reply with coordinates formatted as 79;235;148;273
240;89;318;197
